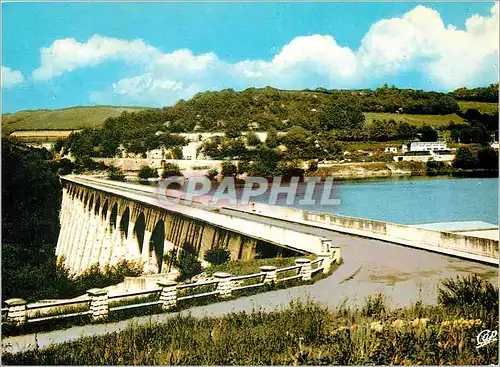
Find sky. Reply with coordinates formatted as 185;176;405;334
1;2;499;113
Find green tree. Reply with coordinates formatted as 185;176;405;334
319;99;365;130
245;132;261;146
164;243;202;282
476;146;498;170
397;122;418;140
221;161;237;177
453;147;476;169
265;128;279;148
368;119;398;141
418;125;438;142
2;139;61;245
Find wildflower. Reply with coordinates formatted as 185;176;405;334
350;324;358;332
412;318;428;328
474;319;482;326
370;321;383;332
391;319;404;329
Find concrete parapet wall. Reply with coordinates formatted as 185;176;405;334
227;201;498;264
303;210;498;263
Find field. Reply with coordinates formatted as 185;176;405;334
457;101;498;115
363;112;466;127
2;106;149;134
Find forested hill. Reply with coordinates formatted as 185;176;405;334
107;86;454;132
84;84;499;134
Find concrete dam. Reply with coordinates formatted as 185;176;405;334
56;176;332;274
57;175;498;276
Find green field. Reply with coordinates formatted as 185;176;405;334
363;112;466;127
2;106;149;134
457;101;498;114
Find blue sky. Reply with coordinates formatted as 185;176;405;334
2;2;498;113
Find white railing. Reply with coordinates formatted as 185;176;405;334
2;251;340;327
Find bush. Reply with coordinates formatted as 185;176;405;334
246;132;261;146
453;147;476;169
138;166;158;181
161;163;182;178
206;167;218;181
164;243;202;282
425;160;450;175
204;248;231;266
221;161;237;177
438;274;498;316
108;166;126;181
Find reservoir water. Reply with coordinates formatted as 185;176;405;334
250;176;499;225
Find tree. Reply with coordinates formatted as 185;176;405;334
164;243;202;282
56;158;75;175
2;139;61;245
237;160;250;175
265;128;279;148
221;161;237;177
319;98;365;130
138;166;159;181
453;147;476;169
476;147;498;170
418;125;438;142
397;122;418;140
245;132;261;146
368;119;398;141
108;166;126;181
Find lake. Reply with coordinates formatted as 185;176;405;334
249;176;499;225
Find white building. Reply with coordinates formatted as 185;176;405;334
408;141;448;152
384;147;398;153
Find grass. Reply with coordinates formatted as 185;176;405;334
3;275;497;365
457;101;498;115
204;256;314;277
363;112;466;127
2;106;149;134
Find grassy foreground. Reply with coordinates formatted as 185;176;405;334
3;275;498;365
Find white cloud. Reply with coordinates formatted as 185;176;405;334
1;66;25;88
33;4;499;105
358;3;499;89
32;34;161;80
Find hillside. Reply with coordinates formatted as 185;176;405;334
457;101;498;115
1;106;149;134
364;112;466;127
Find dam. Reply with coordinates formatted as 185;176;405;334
57;175;498;276
56;176;333;274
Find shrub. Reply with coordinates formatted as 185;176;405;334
438;274;498;315
204;248;231;266
138;166;158;181
164;243;202;282
221;161;237;177
108;166;126;181
246;132;261;146
161;163;182;178
206;167;218;181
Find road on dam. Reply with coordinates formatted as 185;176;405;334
3;177;497;354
